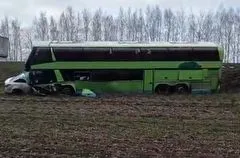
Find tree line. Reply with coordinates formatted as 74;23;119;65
0;5;240;62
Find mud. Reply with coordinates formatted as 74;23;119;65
0;94;239;157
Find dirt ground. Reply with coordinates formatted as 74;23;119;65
0;62;240;157
0;94;239;157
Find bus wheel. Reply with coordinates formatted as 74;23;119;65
175;84;189;94
155;84;170;95
62;86;75;96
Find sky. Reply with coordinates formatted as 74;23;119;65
0;0;239;27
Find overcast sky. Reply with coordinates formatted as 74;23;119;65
0;0;239;27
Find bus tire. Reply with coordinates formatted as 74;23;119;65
62;86;75;96
175;84;189;94
155;84;170;95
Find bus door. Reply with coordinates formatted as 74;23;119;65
144;70;153;93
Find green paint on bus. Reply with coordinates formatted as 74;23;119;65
26;42;223;94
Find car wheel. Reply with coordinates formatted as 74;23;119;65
12;89;23;95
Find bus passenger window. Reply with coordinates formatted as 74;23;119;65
141;48;167;61
31;48;52;64
191;48;219;61
74;71;90;81
168;48;191;61
111;48;140;61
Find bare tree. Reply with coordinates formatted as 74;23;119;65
202;12;214;42
146;6;157;41
22;28;33;49
111;19;118;41
59;12;66;41
21;28;33;61
65;6;76;41
196;12;205;42
11;19;21;61
49;16;58;41
92;8;102;41
0;16;10;37
33;12;49;41
188;12;197;42
176;9;186;41
117;7;125;41
138;9;145;41
75;12;82;41
164;9;174;42
82;9;91;41
103;15;112;41
132;10;138;41
144;6;151;41
225;8;235;62
155;6;162;41
235;9;240;62
126;7;132;41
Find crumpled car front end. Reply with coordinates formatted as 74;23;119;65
3;72;31;94
4;77;15;94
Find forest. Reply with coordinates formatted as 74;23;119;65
0;5;240;62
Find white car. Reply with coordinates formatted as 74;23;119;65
4;72;32;94
4;71;77;96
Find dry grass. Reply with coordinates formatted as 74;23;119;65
0;95;239;157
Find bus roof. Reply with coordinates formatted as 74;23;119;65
32;41;220;48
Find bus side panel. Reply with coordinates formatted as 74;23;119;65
75;80;143;93
144;70;153;93
153;70;179;90
179;70;203;80
154;70;179;81
208;69;221;92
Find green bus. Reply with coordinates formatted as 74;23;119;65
25;41;223;95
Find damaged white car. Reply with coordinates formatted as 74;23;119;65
4;72;32;94
4;71;77;96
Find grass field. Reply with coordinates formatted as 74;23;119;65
0;62;240;157
0;62;24;94
0;62;24;83
0;95;240;157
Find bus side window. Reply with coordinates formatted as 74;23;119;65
32;48;52;64
91;70;143;81
84;48;109;61
168;48;191;61
192;48;219;61
74;71;90;81
111;48;139;61
141;48;168;61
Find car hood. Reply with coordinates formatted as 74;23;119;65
4;72;29;85
4;77;15;85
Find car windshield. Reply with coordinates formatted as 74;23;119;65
15;72;30;83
